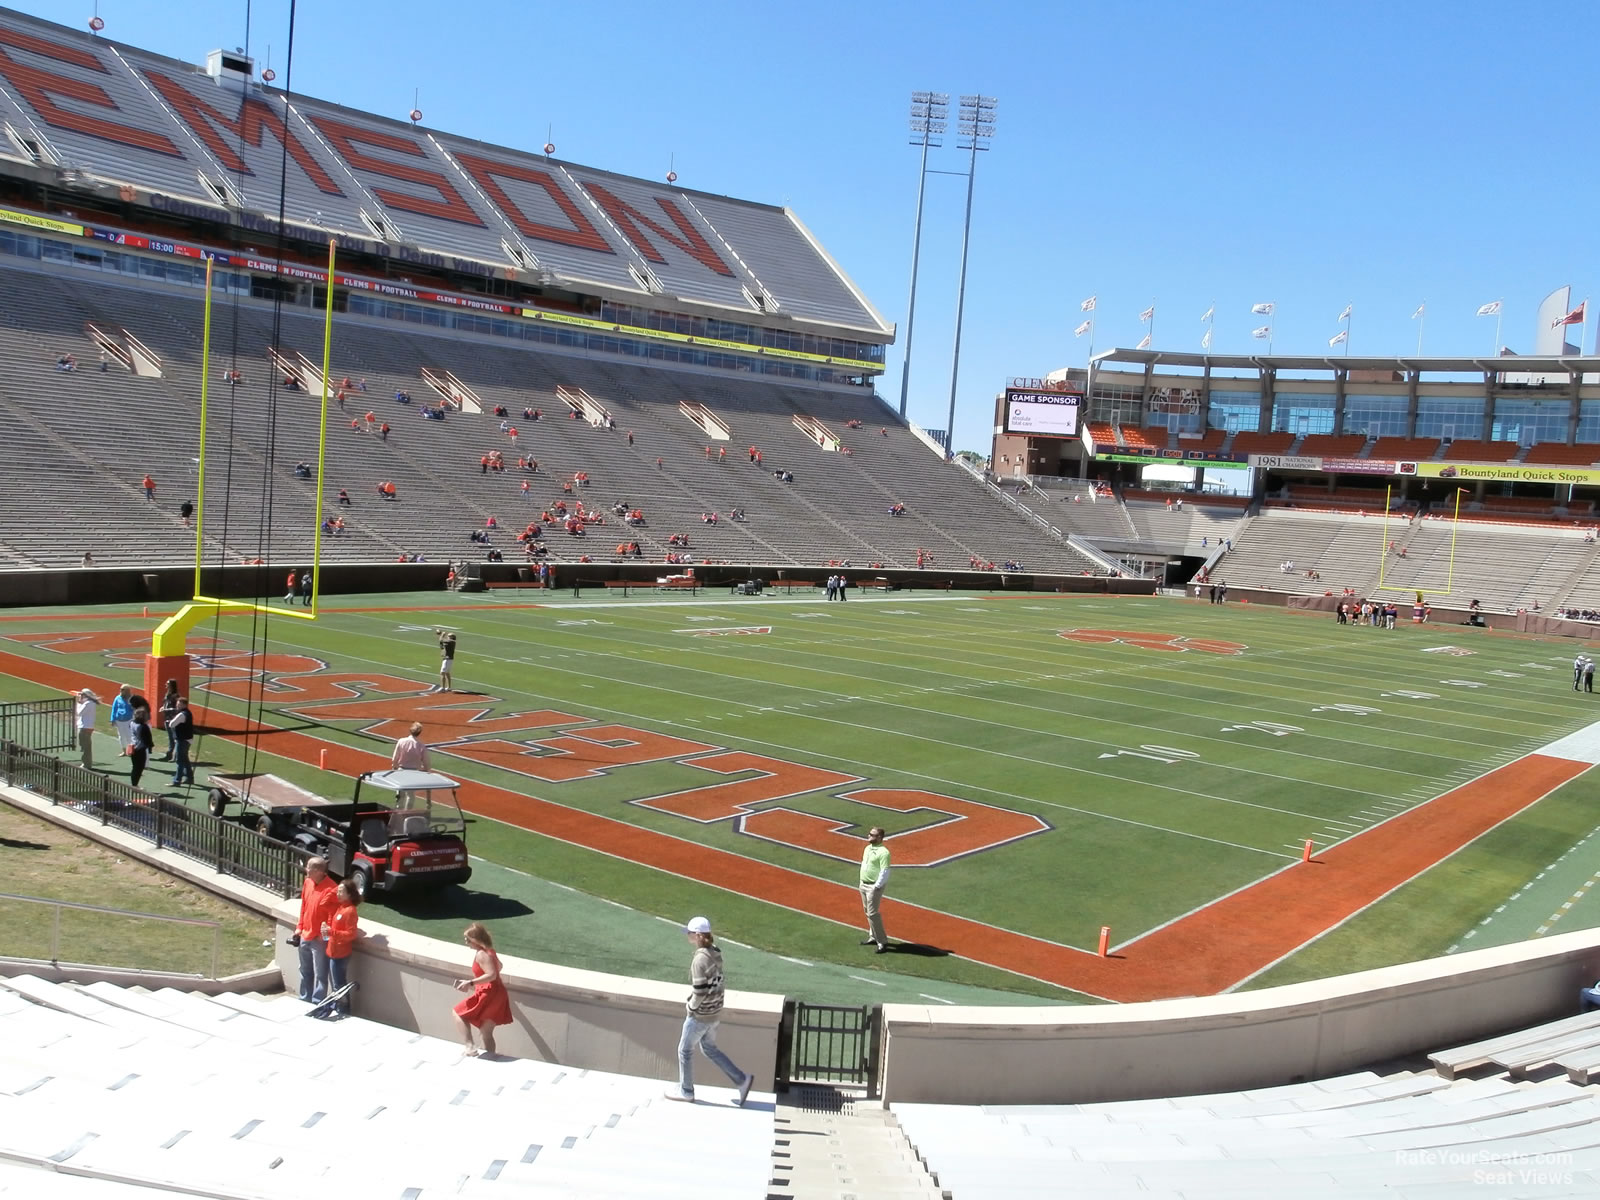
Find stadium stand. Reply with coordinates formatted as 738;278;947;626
0;973;774;1198
1442;439;1520;462
1525;442;1600;467
1182;427;1227;452
1296;433;1368;457
0;262;1104;574
1368;436;1440;462
1229;431;1294;455
895;1057;1600;1199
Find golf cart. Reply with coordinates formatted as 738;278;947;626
207;769;472;900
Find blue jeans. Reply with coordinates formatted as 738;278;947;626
327;954;350;1013
677;1014;743;1097
297;936;329;1002
172;738;193;785
1581;986;1600;1012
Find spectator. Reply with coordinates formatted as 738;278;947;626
56;352;76;371
99;346;110;372
180;500;193;528
392;721;431;771
73;688;98;768
294;462;312;479
168;698;195;786
157;679;179;760
380;422;390;441
453;923;512;1057
295;857;339;1005
337;489;351;506
142;474;156;500
128;706;154;789
663;916;755;1106
300;569;313;607
80;551;95;568
285;569;298;605
110;684;135;755
396;389;411;404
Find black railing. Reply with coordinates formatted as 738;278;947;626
0;740;303;898
776;1000;883;1096
0;697;74;752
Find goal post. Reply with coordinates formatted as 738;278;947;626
144;242;338;702
1376;482;1462;597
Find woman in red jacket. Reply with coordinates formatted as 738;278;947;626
321;880;361;1019
453;923;512;1056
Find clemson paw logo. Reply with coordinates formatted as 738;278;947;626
1059;629;1246;655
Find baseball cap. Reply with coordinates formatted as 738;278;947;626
684;916;712;935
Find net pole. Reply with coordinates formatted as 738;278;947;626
193;256;215;600
311;239;336;615
1378;483;1392;589
1446;486;1462;592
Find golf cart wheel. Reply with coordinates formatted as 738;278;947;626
255;814;275;838
347;863;373;902
206;788;228;818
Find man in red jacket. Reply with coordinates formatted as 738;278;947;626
295;857;339;1003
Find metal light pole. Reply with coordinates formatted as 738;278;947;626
943;94;996;456
897;92;946;420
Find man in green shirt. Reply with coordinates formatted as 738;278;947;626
859;827;892;953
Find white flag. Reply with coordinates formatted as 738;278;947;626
1136;334;1152;350
1251;325;1271;339
1412;303;1426;320
1138;305;1155;322
1201;328;1213;350
1200;305;1214;323
1476;301;1502;317
1251;302;1274;315
1080;295;1096;312
1329;330;1348;346
1337;303;1352;322
1073;320;1091;337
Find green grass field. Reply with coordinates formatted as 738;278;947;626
5;589;1600;1004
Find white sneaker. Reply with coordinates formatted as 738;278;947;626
662;1088;694;1103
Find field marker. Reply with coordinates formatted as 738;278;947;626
777;956;813;967
1097;926;1110;957
847;975;886;987
1302;840;1314;863
919;994;955;1005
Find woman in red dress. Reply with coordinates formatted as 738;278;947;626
452;923;512;1056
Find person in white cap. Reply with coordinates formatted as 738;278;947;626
72;688;99;768
663;916;754;1107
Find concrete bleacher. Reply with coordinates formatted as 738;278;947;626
0;972;773;1199
0;260;1098;574
896;1052;1600;1199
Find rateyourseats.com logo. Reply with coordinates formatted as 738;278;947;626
1392;1150;1574;1188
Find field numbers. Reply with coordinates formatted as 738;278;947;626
1222;720;1302;737
1440;679;1486;688
1098;744;1201;765
1312;703;1381;715
1486;670;1524;678
1382;689;1439;699
1521;663;1554;671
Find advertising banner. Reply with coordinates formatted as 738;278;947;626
1413;462;1600;485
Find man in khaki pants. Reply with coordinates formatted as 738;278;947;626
858;827;891;953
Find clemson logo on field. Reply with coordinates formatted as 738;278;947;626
1058;629;1246;655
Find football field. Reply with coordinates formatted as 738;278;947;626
5;589;1600;1005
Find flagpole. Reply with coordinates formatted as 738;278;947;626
1493;304;1502;356
1087;316;1095;366
1417;302;1425;356
1345;306;1352;356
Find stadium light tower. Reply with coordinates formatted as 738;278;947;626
898;91;947;420
943;94;996;456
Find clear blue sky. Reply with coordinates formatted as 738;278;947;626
14;1;1600;452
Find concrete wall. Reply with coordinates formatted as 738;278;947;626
269;904;783;1089
879;929;1600;1105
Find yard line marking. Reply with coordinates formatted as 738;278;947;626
777;956;814;967
847;975;887;987
919;994;955;1005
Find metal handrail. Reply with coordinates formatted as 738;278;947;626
0;890;221;979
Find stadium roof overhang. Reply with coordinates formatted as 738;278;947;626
1091;348;1600;375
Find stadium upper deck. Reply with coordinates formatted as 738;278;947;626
0;7;891;347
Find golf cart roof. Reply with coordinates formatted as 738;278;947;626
360;769;461;793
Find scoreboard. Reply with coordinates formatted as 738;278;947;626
1004;385;1081;438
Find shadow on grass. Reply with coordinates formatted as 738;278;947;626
0;837;51;850
384;886;534;922
886;942;949;958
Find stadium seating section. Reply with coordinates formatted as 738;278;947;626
0;973;773;1198
0;263;1102;575
1443;439;1520;462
